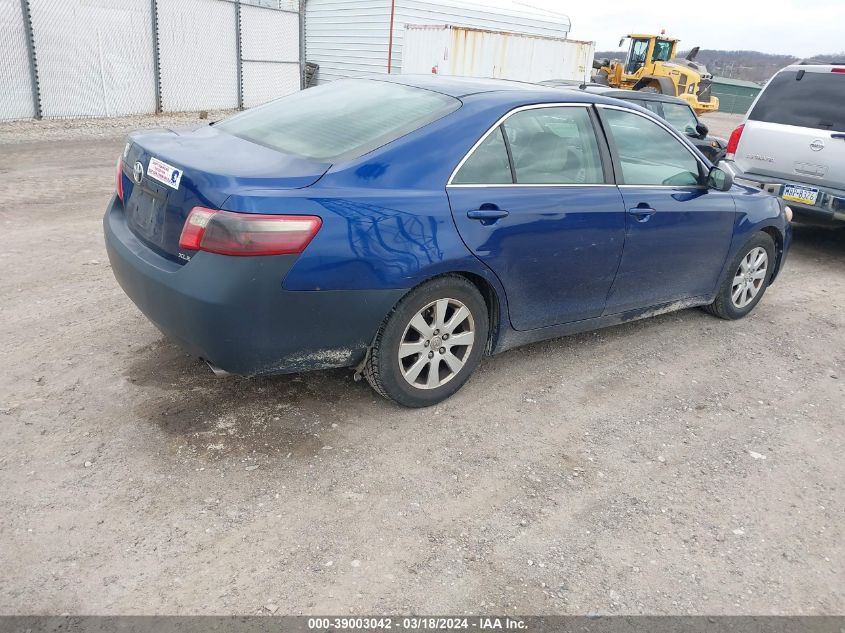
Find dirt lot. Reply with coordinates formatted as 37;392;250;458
0;113;843;616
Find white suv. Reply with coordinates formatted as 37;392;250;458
721;63;845;223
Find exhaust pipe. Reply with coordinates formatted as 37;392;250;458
205;360;231;377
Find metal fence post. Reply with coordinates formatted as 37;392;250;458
299;0;307;89
19;0;41;119
235;0;244;110
150;0;162;113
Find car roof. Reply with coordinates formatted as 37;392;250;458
579;85;689;105
353;74;673;116
783;62;845;72
367;74;587;99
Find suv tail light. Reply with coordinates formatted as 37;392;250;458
178;207;322;257
832;67;845;73
726;124;745;160
116;158;124;201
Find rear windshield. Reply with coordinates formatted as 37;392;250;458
749;70;845;131
216;79;461;161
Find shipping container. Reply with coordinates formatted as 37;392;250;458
304;0;571;84
401;24;593;83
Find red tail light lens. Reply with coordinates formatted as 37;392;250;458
832;67;845;73
178;207;322;256
726;124;745;160
116;158;124;201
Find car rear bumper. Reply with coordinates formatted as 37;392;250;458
722;162;845;222
104;196;404;376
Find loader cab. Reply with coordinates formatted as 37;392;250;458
622;35;678;75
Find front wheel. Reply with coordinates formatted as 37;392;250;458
364;276;488;407
704;232;776;320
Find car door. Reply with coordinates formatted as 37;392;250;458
597;105;736;314
447;104;626;331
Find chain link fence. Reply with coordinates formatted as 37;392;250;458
0;0;301;121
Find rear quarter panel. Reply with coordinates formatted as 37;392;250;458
220;93;530;336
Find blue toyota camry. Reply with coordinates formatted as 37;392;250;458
104;75;791;407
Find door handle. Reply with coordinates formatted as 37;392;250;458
628;204;656;222
831;133;845;140
467;208;509;224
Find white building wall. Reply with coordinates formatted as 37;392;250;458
305;0;570;84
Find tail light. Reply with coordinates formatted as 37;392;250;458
726;124;745;160
178;207;322;257
115;158;124;201
832;67;845;74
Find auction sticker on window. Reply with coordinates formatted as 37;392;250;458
147;157;183;190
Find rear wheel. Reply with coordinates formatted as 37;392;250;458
639;84;661;94
364;276;488;407
704;232;776;320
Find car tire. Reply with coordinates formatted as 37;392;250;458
364;276;489;408
703;232;776;320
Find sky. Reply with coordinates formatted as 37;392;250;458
483;0;845;57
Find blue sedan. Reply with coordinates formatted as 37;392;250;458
104;75;791;407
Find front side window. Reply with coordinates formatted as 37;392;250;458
216;79;460;161
603;108;701;186
661;102;699;135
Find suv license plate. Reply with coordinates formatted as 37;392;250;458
783;184;819;205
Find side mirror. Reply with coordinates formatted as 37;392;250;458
695;122;709;138
707;166;733;191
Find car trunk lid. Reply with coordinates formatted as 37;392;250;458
121;125;330;261
735;67;845;191
735;120;845;190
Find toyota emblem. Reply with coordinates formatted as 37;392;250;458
133;161;145;184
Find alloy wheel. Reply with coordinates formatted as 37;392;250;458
398;298;475;389
731;247;769;309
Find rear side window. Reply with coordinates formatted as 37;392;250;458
216;79;460;161
749;70;845;131
453;106;605;185
452;127;512;185
632;100;662;116
503;107;604;184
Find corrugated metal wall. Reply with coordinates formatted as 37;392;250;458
402;25;593;83
711;82;761;115
305;0;571;84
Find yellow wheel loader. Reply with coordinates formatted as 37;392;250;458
593;33;719;114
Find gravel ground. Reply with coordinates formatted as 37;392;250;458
699;112;744;139
0;113;842;616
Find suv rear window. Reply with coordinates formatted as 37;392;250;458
749;70;845;131
216;79;460;161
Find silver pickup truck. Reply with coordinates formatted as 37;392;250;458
721;63;845;224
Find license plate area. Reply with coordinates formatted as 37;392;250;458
126;186;168;245
783;184;819;205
